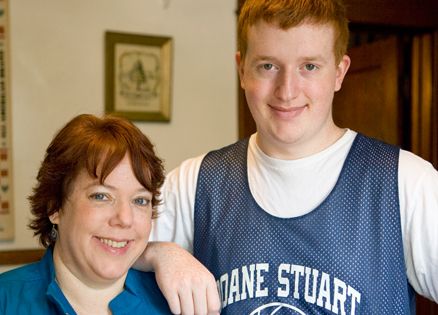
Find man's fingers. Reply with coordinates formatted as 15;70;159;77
150;242;221;314
178;286;195;315
163;274;221;315
192;285;208;315
162;291;181;314
206;281;221;314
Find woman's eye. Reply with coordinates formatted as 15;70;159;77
89;193;109;201
133;197;151;207
304;64;317;71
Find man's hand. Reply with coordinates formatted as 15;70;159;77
135;242;221;315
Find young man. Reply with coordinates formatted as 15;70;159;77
139;0;438;314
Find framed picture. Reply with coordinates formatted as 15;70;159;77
0;0;14;241
105;31;172;121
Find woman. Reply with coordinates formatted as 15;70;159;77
0;114;171;314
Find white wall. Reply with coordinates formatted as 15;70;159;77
0;0;237;253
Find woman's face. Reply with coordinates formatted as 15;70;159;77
50;154;152;286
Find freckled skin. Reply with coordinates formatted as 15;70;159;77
237;21;350;159
50;155;153;286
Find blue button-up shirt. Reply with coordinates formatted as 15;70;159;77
0;248;171;314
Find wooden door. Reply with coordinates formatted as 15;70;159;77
237;34;438;313
237;0;437;312
333;36;402;145
332;35;438;313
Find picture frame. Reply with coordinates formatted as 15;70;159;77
105;31;172;121
0;0;14;241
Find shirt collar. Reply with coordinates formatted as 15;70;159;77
41;248;145;314
109;270;145;313
41;247;77;314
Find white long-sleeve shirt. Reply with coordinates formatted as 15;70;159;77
151;129;438;303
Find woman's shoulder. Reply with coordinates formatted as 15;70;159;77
126;269;162;294
0;261;44;284
0;261;49;303
125;270;172;313
0;261;53;314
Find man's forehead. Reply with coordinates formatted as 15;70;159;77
248;19;335;35
244;21;337;62
246;21;336;48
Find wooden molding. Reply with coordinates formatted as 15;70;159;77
0;249;45;266
237;0;438;29
345;0;438;28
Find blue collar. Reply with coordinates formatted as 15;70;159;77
40;248;145;314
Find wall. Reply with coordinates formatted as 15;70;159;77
0;0;237;254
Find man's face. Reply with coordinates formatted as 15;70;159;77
237;21;350;159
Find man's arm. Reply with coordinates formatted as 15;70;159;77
137;155;221;314
399;150;438;303
134;241;221;315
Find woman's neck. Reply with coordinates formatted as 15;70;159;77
52;246;126;315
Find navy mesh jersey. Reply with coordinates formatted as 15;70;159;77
193;134;414;314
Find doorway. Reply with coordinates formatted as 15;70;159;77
236;1;438;312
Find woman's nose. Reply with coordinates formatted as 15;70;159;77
110;200;133;227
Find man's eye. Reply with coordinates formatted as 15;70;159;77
133;197;151;207
263;63;274;71
305;64;317;71
89;193;108;201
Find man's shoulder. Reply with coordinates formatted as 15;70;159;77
207;138;249;155
202;138;249;166
167;139;248;177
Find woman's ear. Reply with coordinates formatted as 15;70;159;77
49;211;60;224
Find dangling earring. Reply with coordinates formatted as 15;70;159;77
50;224;58;241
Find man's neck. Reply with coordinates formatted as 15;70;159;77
256;126;346;160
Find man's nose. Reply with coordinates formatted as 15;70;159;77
274;70;300;102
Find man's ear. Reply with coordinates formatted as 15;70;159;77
236;51;245;89
334;54;351;92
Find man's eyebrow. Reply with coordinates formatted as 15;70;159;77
300;55;328;63
251;54;329;63
251;55;280;63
